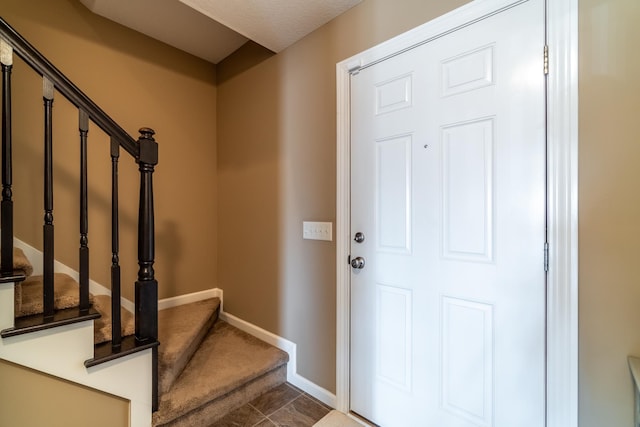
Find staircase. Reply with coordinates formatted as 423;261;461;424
2;246;289;425
0;17;289;427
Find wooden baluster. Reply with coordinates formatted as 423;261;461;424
43;77;54;319
79;110;89;313
135;127;158;411
110;137;121;348
1;40;13;275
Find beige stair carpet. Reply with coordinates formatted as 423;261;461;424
153;320;289;426
10;250;132;344
12;247;33;277
157;298;220;394
92;294;135;344
16;273;93;318
12;247;33;313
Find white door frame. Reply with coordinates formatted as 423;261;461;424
335;0;578;426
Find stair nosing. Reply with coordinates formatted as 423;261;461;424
85;335;159;368
1;307;101;338
0;271;26;284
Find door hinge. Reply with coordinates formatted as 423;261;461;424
543;45;549;75
544;242;549;272
347;60;362;76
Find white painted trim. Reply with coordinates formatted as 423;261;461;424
545;0;579;425
335;0;578;425
335;48;352;413
219;310;337;408
158;288;222;311
0;282;16;330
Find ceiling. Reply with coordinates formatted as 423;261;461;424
79;0;362;64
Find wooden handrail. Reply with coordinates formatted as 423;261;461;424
0;17;138;158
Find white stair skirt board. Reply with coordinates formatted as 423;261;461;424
219;309;337;408
0;282;14;330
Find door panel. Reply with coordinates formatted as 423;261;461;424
442;118;494;262
349;1;545;426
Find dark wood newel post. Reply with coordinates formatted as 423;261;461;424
135;127;158;341
135;127;158;411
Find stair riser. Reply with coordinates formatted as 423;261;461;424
154;364;287;427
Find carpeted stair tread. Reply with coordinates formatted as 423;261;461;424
157;298;220;395
152;320;289;426
16;273;93;318
155;364;287;427
92;294;135;344
12;247;33;278
12;247;33;313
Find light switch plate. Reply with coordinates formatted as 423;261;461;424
303;221;332;241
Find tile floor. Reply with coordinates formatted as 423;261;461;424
210;382;332;427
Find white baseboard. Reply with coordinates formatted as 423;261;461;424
219;310;337;408
158;288;222;310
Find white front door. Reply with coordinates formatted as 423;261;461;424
349;1;546;426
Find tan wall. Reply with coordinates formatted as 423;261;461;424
579;0;640;425
2;0;217;301
217;0;471;393
0;359;129;426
